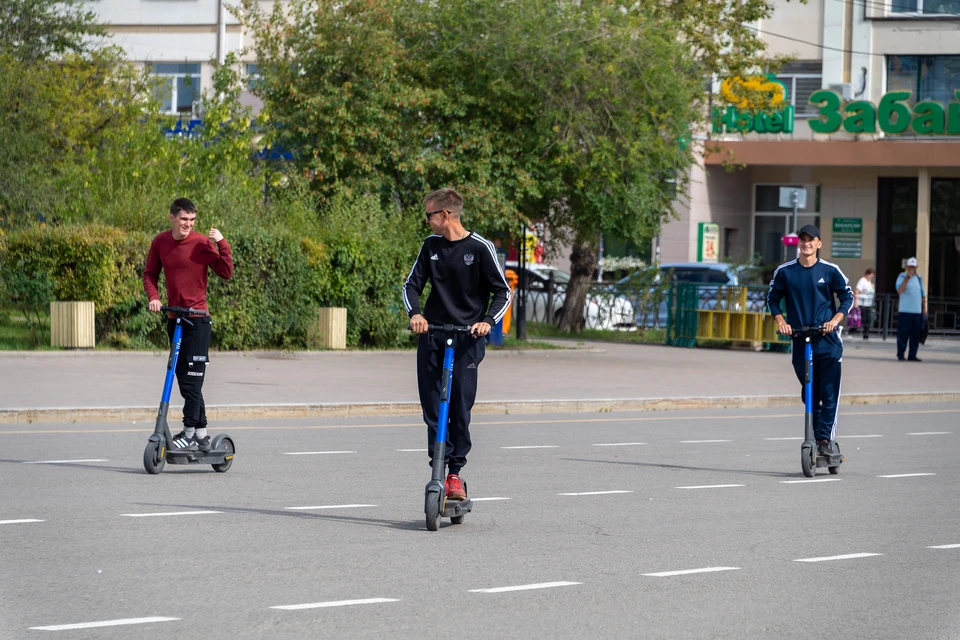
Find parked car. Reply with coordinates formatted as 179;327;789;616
505;262;635;330
617;262;766;327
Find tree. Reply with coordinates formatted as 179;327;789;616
0;0;106;62
236;0;791;331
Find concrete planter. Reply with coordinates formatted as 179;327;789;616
50;301;95;349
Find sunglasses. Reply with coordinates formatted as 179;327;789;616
425;209;448;221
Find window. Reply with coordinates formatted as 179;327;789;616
149;63;201;115
246;63;260;91
891;0;960;15
776;61;822;118
753;184;821;266
887;55;960;107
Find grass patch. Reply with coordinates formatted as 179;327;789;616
524;322;666;345
488;334;565;350
0;311;52;350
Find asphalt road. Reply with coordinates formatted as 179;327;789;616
1;404;958;639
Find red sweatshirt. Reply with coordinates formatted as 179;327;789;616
143;230;234;317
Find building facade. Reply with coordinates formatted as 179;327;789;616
661;0;960;306
85;0;269;114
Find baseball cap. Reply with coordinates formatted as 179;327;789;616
798;224;820;240
906;257;918;267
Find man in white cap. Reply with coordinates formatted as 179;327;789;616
895;257;926;361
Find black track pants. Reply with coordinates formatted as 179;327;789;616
417;332;485;475
167;317;212;430
791;350;842;442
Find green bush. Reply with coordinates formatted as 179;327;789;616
0;193;425;350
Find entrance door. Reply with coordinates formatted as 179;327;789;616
876;178;918;295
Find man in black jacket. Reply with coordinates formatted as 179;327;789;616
402;188;511;500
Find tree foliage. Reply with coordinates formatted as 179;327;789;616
237;0;788;331
0;0;107;62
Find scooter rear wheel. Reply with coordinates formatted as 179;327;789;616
143;441;165;475
800;446;815;478
828;465;840;475
425;491;442;531
450;482;467;524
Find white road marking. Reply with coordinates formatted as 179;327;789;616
271;598;398;611
121;511;221;518
764;437;804;441
928;544;960;549
907;432;951;436
794;553;881;563
643;567;740;577
283;504;378;511
780;478;842;484
680;440;731;443
877;473;936;478
283;451;356;455
840;435;883;439
0;519;44;525
675;484;745;490
557;490;632;496
29;616;180;631
501;445;559;449
469;581;581;593
396;448;428;452
23;459;108;465
593;442;647;447
471;497;512;502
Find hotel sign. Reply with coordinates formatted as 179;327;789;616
712;75;795;135
809;90;960;135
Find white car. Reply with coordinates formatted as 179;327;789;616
506;262;636;331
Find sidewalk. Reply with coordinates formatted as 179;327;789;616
2;339;958;423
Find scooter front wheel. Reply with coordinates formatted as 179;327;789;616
143;440;165;475
800;445;815;478
425;490;443;531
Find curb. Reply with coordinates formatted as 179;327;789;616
2;391;959;424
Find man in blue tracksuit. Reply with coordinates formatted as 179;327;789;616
767;225;854;456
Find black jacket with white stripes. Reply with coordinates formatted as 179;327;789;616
403;232;511;327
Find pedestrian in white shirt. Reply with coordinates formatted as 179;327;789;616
855;268;876;340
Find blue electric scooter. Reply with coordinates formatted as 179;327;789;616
142;306;235;475
794;326;844;477
421;323;475;531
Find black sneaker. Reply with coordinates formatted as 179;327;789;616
908;357;922;362
195;435;212;452
171;431;198;450
817;439;834;457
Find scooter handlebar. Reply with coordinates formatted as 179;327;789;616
792;325;825;338
160;306;209;317
408;323;475;333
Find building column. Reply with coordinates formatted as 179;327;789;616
916;167;931;288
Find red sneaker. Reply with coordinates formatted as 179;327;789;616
445;474;466;501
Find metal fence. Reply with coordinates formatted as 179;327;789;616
512;277;671;331
665;283;784;348
873;294;960;339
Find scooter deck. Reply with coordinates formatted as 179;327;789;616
442;498;473;518
166;450;231;465
815;454;844;468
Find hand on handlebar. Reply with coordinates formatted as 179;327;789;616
776;321;792;336
821;319;840;334
470;322;491;338
409;314;429;334
148;299;162;313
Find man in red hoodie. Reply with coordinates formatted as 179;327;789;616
143;198;234;452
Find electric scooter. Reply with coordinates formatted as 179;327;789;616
794;326;844;477
142;306;236;475
420;323;475;531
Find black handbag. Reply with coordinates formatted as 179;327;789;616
920;315;929;345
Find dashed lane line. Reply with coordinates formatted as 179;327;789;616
29;617;180;631
121;510;221;518
23;459;108;464
643;567;740;577
557;490;632;496
676;484;746;490
283;504;377;511
271;598;399;611
794;553;882;563
469;582;581;594
877;473;936;478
